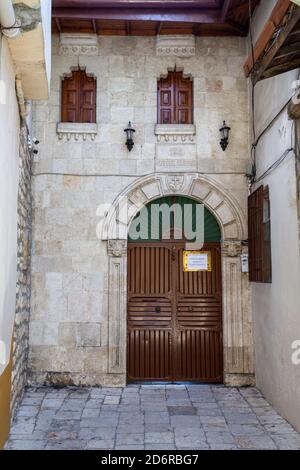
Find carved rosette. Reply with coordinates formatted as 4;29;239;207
107;240;127;257
59;45;98;56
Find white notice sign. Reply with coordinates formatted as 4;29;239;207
183;251;212;272
187;253;208;271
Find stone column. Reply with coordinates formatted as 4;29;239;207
107;240;127;379
222;240;255;386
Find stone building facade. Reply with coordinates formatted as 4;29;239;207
29;33;254;387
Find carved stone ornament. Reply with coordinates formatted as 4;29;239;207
59;34;99;56
166;175;185;192
156;35;196;57
107;240;127;257
57;122;98;142
222;241;243;257
155;124;196;143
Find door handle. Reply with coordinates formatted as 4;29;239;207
155;306;161;313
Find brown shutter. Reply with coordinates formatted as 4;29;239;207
80;72;97;123
175;71;193;124
61;69;96;123
157;70;193;125
61;70;81;123
262;186;272;283
248;186;264;282
158;73;174;124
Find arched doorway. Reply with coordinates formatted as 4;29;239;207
127;196;223;382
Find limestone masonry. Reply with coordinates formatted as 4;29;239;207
29;34;253;387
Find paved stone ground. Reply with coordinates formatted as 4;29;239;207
5;384;300;450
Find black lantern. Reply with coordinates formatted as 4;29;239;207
219;120;231;151
124;121;135;152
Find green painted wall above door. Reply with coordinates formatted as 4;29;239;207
128;196;221;243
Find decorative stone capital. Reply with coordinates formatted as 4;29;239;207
155;124;196;143
57;122;98;141
107;240;127;257
156;35;196;57
222;241;243;257
59;33;99;56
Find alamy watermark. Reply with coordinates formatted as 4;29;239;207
0;80;6;105
96;196;206;250
292;80;300;105
291;340;300;365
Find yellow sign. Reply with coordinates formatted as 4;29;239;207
183;251;212;272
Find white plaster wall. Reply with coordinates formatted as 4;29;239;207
250;1;300;434
0;37;20;375
41;0;52;93
29;34;250;385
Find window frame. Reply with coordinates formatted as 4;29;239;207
61;68;97;124
157;70;193;125
248;185;272;283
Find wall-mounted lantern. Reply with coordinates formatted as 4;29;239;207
219;121;231;151
124;121;135;152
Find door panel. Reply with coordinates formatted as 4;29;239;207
127;242;222;382
128;246;173;381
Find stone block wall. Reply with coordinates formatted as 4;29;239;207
11;125;32;416
29;34;251;386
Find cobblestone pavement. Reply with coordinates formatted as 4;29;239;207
5;384;300;450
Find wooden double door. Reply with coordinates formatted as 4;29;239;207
127;241;223;382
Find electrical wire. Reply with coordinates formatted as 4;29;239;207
248;0;256;167
254;148;294;184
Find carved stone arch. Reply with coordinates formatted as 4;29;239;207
104;174;254;388
101;173;247;243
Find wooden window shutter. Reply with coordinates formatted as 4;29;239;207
175;71;193;124
61;70;80;123
157;70;193;125
262;186;272;283
248;185;272;283
248;186;264;282
61;69;96;123
80;73;96;123
158;73;174;124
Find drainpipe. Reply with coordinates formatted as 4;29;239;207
0;0;20;39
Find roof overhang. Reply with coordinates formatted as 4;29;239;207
52;0;260;37
3;0;52;100
244;0;300;84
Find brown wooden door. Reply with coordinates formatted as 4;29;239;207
127;241;223;382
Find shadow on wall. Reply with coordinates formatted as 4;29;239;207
0;351;12;449
0;280;16;448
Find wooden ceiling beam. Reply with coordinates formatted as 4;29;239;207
156;21;163;34
274;40;300;59
221;0;232;21
92;18;97;33
52;1;220;8
251;5;300;84
126;21;131;35
244;0;293;76
262;57;300;80
52;7;223;24
55;17;62;33
226;19;247;35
